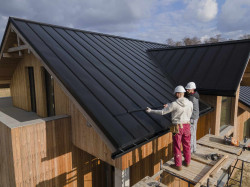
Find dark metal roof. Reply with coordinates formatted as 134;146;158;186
2;17;212;158
148;40;250;96
239;86;250;108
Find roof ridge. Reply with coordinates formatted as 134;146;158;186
9;17;167;46
147;38;250;52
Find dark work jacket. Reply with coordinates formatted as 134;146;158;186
186;92;199;120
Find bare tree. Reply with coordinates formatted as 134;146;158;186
166;33;249;46
203;34;224;44
175;41;183;46
239;34;250;39
166;38;176;46
183;37;201;46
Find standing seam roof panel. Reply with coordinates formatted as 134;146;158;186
148;41;250;96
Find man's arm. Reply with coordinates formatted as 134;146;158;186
146;103;174;115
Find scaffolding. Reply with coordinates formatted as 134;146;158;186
132;134;250;187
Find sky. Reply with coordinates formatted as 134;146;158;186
0;0;250;43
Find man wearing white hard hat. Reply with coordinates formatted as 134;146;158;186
146;86;193;171
185;82;199;154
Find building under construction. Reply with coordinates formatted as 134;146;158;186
0;17;249;186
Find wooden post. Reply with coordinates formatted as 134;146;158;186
231;87;240;140
215;96;222;136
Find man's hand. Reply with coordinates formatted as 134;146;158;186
146;107;151;113
164;104;168;108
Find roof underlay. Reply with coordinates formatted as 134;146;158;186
148;40;250;96
0;17;213;158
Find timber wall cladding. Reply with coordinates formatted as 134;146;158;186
0;88;11;97
237;108;250;140
0;122;15;187
8;116;113;187
53;81;121;168
10;54;47;117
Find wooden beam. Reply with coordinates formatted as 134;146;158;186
232;87;240;140
239;102;250;113
215;96;222;136
2;53;23;58
7;44;28;53
0;26;11;60
219;125;234;137
0;80;11;84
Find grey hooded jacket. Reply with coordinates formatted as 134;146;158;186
186;92;199;120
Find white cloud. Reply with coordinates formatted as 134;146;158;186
184;0;218;22
218;0;250;32
0;0;156;34
0;0;249;45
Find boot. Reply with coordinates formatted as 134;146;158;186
170;164;182;171
183;161;190;167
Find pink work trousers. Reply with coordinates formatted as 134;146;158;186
172;123;191;167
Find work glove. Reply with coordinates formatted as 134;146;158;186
146;107;152;113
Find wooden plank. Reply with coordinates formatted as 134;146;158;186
162;158;212;183
195;144;237;170
219;125;234;137
239;102;250;113
2;53;23;58
210;158;229;178
197;134;242;155
7;44;28;53
194;155;228;187
238;150;250;163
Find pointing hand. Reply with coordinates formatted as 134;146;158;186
146;107;152;113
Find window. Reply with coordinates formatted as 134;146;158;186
28;67;36;112
43;68;55;117
220;97;232;131
243;119;250;138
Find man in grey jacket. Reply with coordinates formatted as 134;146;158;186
185;82;199;154
146;86;193;170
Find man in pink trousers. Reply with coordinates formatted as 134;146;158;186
146;86;193;171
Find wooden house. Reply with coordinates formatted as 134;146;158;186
0;17;249;187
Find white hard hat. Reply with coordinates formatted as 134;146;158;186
185;82;196;89
174;86;186;94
